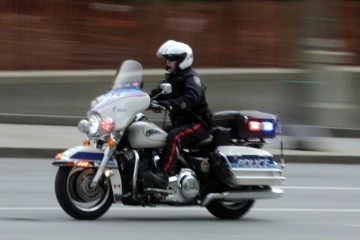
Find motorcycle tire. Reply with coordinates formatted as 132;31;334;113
205;200;255;220
55;166;113;220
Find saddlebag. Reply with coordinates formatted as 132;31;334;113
209;151;238;188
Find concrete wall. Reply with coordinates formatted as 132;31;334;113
1;67;360;134
0;68;306;126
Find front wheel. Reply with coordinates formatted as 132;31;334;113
55;167;113;220
206;200;255;220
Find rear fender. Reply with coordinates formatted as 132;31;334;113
52;146;122;203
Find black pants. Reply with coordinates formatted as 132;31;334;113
160;123;210;174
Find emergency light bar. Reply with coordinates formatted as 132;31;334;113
248;121;274;132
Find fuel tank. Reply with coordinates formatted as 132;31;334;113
127;121;167;148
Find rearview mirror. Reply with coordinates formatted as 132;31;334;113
160;83;172;94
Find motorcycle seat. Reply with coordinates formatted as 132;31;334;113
193;135;214;149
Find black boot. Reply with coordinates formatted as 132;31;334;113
143;171;169;189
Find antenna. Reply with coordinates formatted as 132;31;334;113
277;110;285;169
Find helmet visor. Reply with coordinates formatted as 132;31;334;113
163;54;182;62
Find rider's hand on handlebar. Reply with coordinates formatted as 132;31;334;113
149;100;166;113
157;101;172;111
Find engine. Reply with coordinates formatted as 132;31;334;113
116;148;200;205
164;168;200;204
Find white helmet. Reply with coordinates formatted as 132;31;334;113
156;40;194;70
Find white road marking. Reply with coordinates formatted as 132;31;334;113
1;207;360;212
280;186;360;190
254;209;360;212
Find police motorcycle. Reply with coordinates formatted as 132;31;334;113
52;59;286;220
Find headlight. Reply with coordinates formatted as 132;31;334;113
77;119;89;133
89;114;101;135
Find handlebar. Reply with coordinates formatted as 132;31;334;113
148;100;167;113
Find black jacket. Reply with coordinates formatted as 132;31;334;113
149;67;212;127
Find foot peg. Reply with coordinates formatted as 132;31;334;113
144;188;174;194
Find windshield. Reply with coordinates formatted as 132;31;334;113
112;60;143;90
90;59;144;110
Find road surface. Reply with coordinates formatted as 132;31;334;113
1;159;360;239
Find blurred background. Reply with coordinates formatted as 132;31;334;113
1;0;360;151
2;0;360;70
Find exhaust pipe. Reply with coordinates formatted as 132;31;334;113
200;187;284;207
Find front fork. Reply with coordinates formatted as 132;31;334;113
89;132;141;201
90;132;121;188
90;145;116;188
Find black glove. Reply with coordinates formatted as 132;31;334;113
157;101;172;111
148;100;163;113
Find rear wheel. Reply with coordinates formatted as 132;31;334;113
55;167;113;220
206;200;255;220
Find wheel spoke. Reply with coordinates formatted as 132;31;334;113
67;168;110;212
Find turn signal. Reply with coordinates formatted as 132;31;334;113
108;138;114;147
84;140;90;146
55;153;63;159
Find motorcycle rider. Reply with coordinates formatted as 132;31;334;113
143;40;212;189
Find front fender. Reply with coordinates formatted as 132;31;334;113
52;145;122;203
52;145;117;168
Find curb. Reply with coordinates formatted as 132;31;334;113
0;148;64;159
1;148;360;165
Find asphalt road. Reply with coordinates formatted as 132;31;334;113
1;159;360;239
